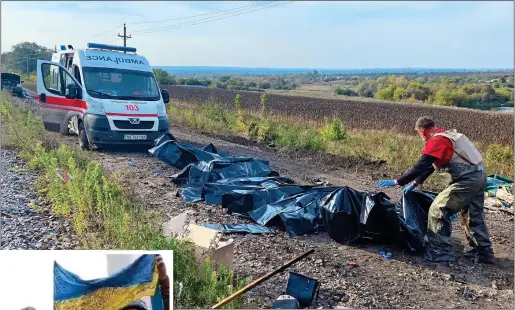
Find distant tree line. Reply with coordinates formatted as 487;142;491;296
333;75;514;108
1;42;53;74
153;69;297;91
154;66;513;108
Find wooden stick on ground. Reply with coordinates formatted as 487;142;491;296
211;249;315;309
1;211;13;218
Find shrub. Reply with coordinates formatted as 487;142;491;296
257;120;278;144
247;119;260;141
203;102;230;126
335;87;357;96
320;117;347;141
375;85;396;101
299;129;327;152
260;93;268;116
485;143;514;175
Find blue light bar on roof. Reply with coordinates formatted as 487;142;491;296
60;45;66;51
87;43;137;53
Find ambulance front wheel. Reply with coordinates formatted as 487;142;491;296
78;122;90;150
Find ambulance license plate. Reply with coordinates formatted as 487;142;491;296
124;134;147;140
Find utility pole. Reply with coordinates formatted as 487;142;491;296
117;23;132;53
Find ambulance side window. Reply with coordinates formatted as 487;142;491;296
41;63;78;96
62;70;75;94
43;64;62;95
66;57;73;72
73;65;82;85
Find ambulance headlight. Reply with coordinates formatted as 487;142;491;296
156;102;167;116
87;98;105;115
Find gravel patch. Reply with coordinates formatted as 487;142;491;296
1;150;79;250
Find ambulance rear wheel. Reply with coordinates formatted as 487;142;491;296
78;122;89;150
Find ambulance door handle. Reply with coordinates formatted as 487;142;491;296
40;93;46;103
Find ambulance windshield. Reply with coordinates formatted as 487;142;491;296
83;67;160;101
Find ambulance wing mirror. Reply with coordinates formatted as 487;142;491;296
65;84;82;99
161;89;170;104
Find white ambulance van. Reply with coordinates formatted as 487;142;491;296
36;43;170;150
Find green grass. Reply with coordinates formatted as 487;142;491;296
0;92;248;309
7;168;29;173
168;98;514;190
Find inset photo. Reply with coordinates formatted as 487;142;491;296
0;250;172;310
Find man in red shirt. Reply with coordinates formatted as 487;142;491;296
377;116;494;263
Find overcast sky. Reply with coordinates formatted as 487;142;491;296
0;250;173;310
1;1;513;68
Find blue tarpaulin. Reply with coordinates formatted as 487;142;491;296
201;223;273;234
486;174;514;195
149;134;435;251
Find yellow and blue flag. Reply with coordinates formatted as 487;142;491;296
54;254;159;310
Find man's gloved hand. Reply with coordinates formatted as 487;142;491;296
403;183;415;193
376;179;397;187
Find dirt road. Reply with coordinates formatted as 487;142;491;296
11;95;515;308
85;125;514;309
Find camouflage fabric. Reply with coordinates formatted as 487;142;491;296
425;162;493;262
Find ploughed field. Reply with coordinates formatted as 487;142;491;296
163;85;514;147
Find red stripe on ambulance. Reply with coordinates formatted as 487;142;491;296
105;112;158;117
38;95;88;109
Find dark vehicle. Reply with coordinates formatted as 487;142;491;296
1;72;24;97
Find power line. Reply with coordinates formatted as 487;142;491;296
131;1;277;34
87;23;124;41
106;37;122;44
84;2;290;45
129;1;273;25
82;3;272;45
134;1;293;36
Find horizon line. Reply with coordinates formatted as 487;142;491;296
153;65;514;70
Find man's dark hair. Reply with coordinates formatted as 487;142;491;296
415;116;436;130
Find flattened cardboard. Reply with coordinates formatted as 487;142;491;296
162;212;234;271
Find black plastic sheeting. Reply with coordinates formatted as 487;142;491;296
149;134;434;252
321;188;400;245
397;190;436;251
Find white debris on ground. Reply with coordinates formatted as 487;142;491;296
0;150;79;249
485;187;514;214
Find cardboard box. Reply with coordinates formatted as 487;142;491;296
162;212;235;271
